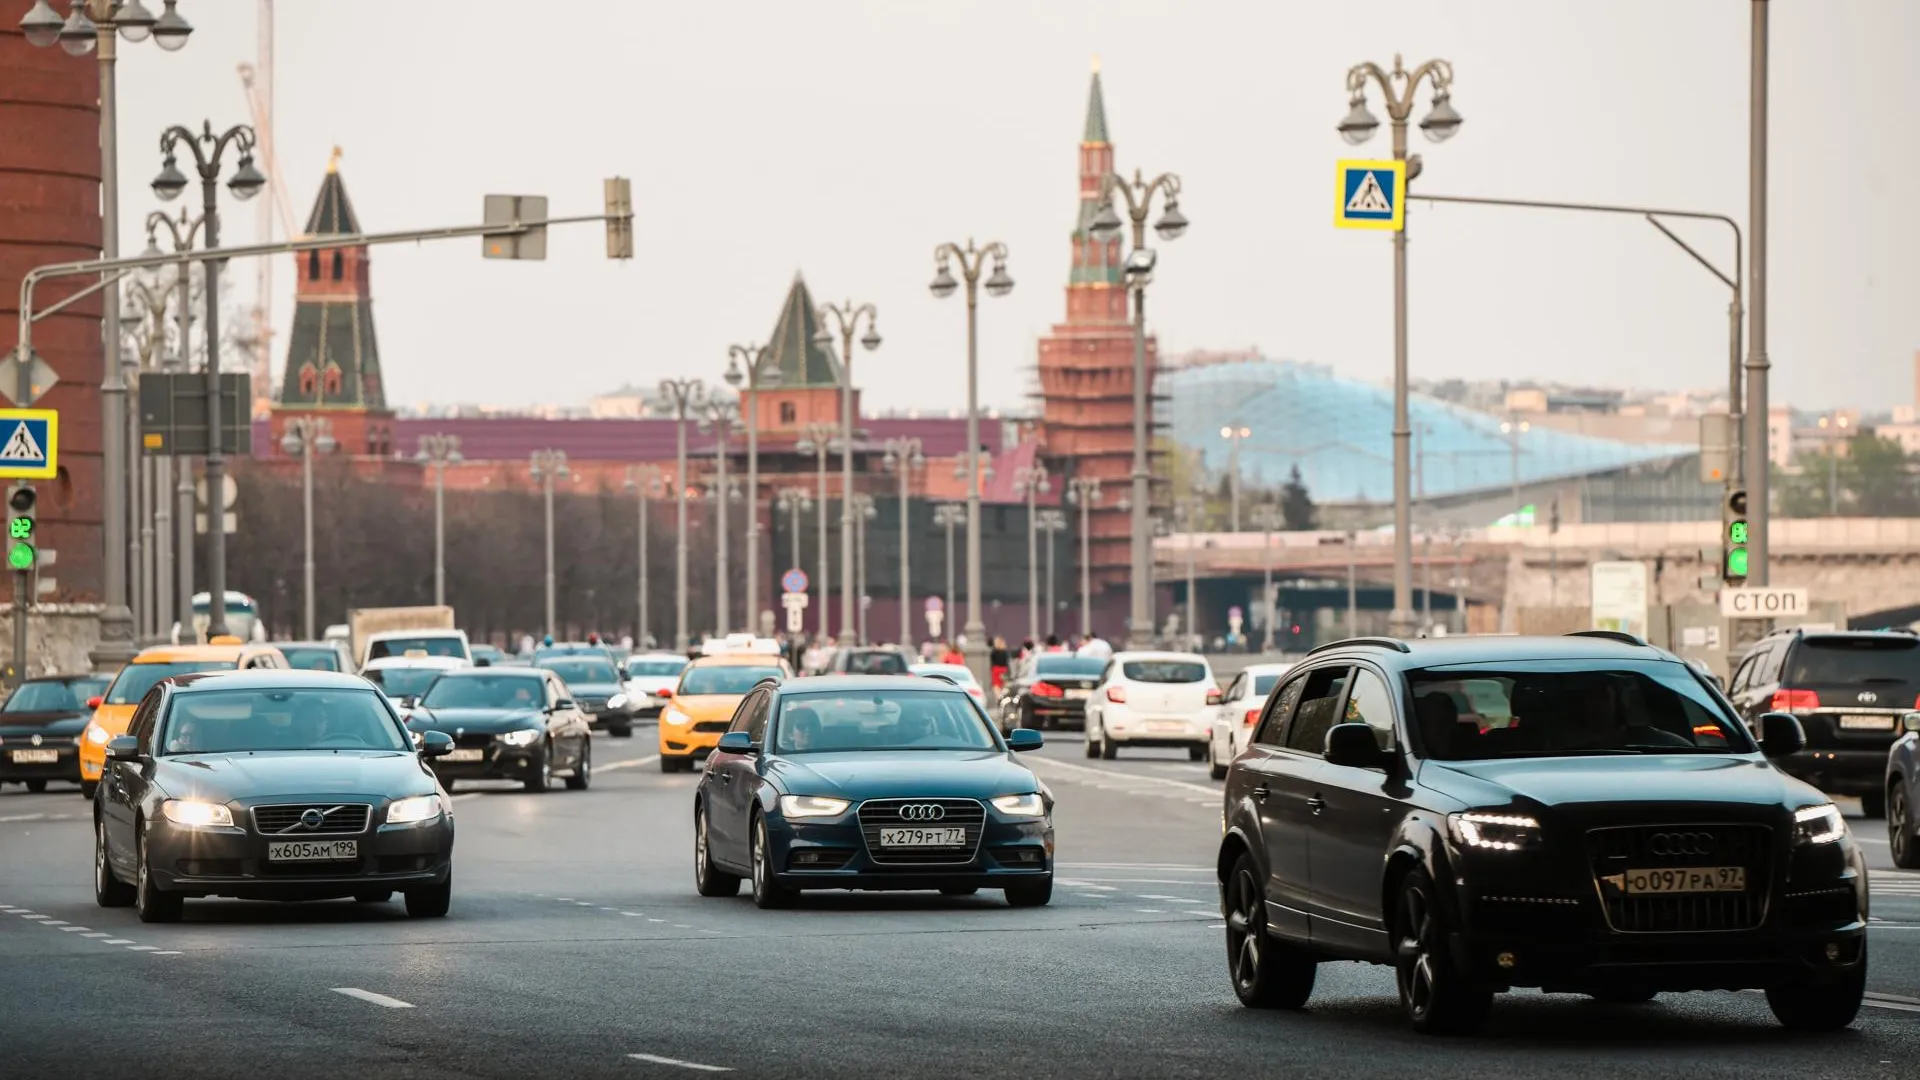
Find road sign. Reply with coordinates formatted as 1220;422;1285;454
0;409;57;479
1591;561;1650;637
483;194;548;260
924;596;943;612
139;372;252;456
0;347;58;407
1721;586;1808;619
781;568;809;594
197;473;238;510
926;609;945;639
780;590;808;633
1334;159;1406;231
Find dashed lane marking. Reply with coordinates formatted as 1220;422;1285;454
598;755;661;773
101;939;132;945
80;932;108;938
1027;756;1222;797
153;950;182;955
126;945;156;952
1134;909;1165;914
627;1052;732;1072
59;926;88;932
332;988;415;1009
621;912;646;917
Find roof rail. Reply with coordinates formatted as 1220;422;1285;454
1305;636;1412;657
919;673;960;685
1565;630;1649;648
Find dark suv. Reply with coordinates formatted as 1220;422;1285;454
1726;627;1920;817
1216;632;1868;1035
824;648;912;676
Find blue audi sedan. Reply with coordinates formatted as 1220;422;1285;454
692;675;1054;908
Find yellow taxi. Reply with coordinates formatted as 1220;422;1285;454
77;639;288;796
657;652;791;773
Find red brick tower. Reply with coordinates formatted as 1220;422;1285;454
1036;61;1158;591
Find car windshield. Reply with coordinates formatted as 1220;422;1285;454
3;677;109;713
1785;637;1920;685
418;675;545;710
844;651;910;675
680;666;783;696
1034;657;1107;677
911;664;977;686
158;688;407;754
627;659;687;678
367;636;464;661
1122;660;1209;683
366;667;444;700
545;658;619;685
773;690;998;753
1408;664;1754;760
107;661;235;705
280;646;342;672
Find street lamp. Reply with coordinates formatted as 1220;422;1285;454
141;208;204;640
1013;462;1051;644
698;397;744;636
815;300;881;648
1036;509;1067;638
1339;53;1461;637
725;343;781;629
932;502;965;644
794;420;839;640
882;437;925;648
1171;482;1205;649
1087;170;1186;650
930;238;1012;684
1251;504;1284;652
623;465;664;648
529;449;570;638
851;493;877;644
657;378;704;650
414;434;462;607
1816;413;1852;516
774;486;812;592
279;416;336;641
1064;477;1102;639
1219;425;1251;532
1499;417;1530;521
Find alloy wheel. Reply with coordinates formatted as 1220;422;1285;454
94;821;108;891
751;820;766;896
696;812;710;888
1225;867;1263;995
1893;786;1915;867
1395;881;1438;1019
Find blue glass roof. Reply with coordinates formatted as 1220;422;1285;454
1166;358;1692;504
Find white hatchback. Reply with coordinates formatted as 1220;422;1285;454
1205;663;1292;780
1082;651;1219;760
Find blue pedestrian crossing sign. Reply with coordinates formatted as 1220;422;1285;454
1334;159;1406;231
0;409;57;480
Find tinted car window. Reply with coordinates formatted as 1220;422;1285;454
1342;669;1398;752
366;667;443;700
4;677;108;712
680;666;784;696
1407;664;1752;760
159;688;407;754
419;675;545;710
627;659;687;677
1254;675;1309;746
1285;667;1351;753
1251;674;1282;697
107;661;235;705
843;651;910;675
1785;637;1920;685
544;658;621;684
1121;660;1209;683
773;690;997;753
280;646;343;671
1034;656;1108;677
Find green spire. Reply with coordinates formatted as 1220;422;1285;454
1083;59;1109;144
762;271;844;388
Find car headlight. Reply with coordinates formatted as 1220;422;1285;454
779;794;851;818
1447;811;1542;852
991;792;1047;817
160;799;233;828
386;794;441;824
663;707;690;726
85;724;110;745
1793;803;1846;845
498;728;541;747
607;694;628;711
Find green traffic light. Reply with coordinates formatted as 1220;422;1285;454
8;516;30;540
1726;547;1749;578
1728;521;1748;544
7;541;34;571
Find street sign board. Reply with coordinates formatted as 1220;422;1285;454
1334;159;1406;231
0;409;57;479
196;474;239;510
483;194;548;260
1590;561;1650;637
1721;586;1809;619
138;373;251;456
924;596;943;612
781;568;809;594
781;590;808;633
0;347;58;407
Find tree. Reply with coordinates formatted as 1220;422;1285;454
1781;433;1920;518
1279;465;1317;530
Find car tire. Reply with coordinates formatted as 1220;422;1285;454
749;814;794;910
94;817;134;908
523;747;552;793
1890;783;1920;870
354;890;393;904
1860;788;1887;820
405;872;453;919
1084;721;1100;759
1004;878;1051;907
1223;852;1314;1009
1393;867;1491;1034
565;742;592;790
694;805;742;898
1100;733;1118;760
134;831;184;924
1765;949;1866;1031
1208;739;1229;781
1188;745;1207;762
940;886;980;897
79;781;96;800
25;779;47;793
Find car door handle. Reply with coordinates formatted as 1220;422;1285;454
1306;796;1327;814
1251;784;1270;802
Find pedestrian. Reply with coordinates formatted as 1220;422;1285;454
939;639;966;666
1078;630;1113;658
1043;633;1065;653
989;636;1010;691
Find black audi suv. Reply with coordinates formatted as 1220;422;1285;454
1217;632;1869;1034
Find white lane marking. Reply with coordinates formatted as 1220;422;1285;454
152;951;182;955
41;919;67;926
647;918;665;923
1074;893;1108;899
1869;925;1920;931
126;945;157;951
627;1052;731;1072
331;987;415;1009
1057;862;1212;872
1135;909;1165;914
575;901;594;907
101;938;133;945
598;755;661;773
1029;755;1224;796
1868;991;1920;1006
19;914;50;920
554;897;575;902
448;793;483;803
80;932;109;938
698;929;724;935
621;912;646;917
1864;998;1920;1014
59;926;89;932
671;924;690;929
1208;923;1226;929
0;813;48;823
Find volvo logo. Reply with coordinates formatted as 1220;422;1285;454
1858;691;1879;704
1648;831;1714;857
299;808;327;830
897;804;946;822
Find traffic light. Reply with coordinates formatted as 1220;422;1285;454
7;485;35;573
1723;488;1749;582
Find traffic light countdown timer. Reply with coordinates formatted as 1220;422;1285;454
1723;488;1749;582
8;485;34;572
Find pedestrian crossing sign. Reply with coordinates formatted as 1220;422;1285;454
1335;159;1406;231
0;409;56;479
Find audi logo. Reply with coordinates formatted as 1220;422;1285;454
897;804;947;822
1647;831;1714;857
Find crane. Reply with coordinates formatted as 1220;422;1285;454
235;0;298;416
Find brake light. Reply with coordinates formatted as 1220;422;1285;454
1770;688;1819;713
1032;681;1064;699
1243;708;1261;728
1205;689;1223;706
967;686;984;699
1106;686;1127;704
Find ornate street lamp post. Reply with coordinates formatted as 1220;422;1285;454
624;465;664;648
794;420;839;640
932;502;964;644
139;207;203;639
279;417;335;641
814;301;881;647
1035;509;1067;638
725;343;780;630
698;396;744;636
657;378;704;650
774;486;812;588
1013;462;1051;644
415;434;462;607
881;437;924;648
529;449;570;638
851;493;876;644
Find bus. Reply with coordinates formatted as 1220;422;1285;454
176;591;267;644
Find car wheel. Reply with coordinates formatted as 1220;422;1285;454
694;805;743;897
405;871;453;918
1004;878;1051;907
1223;852;1315;1009
1208;738;1229;782
25;779;47;793
94;818;134;908
134;830;184;924
565;741;592;790
1188;745;1207;762
1393;868;1491;1034
354;890;393;904
1891;783;1920;870
1084;720;1100;759
79;781;96;800
1765;946;1866;1031
523;747;552;793
1587;987;1657;1004
749;814;794;910
1100;732;1118;760
940;886;980;897
1860;788;1887;820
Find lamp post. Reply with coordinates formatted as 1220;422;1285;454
1036;509;1067;637
278;416;336;641
930;238;1012;683
851;493;876;644
413;434;461;608
1814;413;1851;516
623;465;663;647
122;260;187;642
814;301;882;648
529;449;569;638
1252;503;1284;652
1173;484;1204;649
932;502;964;643
22;0;194;665
1086;171;1187;650
699;396;743;636
882;437;924;648
1219;425;1250;532
1499;416;1530;521
657;378;704;650
1013;462;1051;644
795;420;838;639
140;207;203;639
1064;477;1101;638
1346;530;1360;637
1337;53;1462;638
725;343;780;630
774;486;812;589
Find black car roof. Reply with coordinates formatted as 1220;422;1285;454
781;674;965;695
170;669;372;693
1305;633;1678;670
433;667;543;679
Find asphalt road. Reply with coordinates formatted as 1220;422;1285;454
2;730;1917;1080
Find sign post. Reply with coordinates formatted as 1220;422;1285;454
1334;160;1407;231
925;595;945;643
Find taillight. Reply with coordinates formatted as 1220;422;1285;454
1205;689;1223;706
1770;688;1819;713
968;686;984;699
1032;681;1064;699
1243;708;1261;728
1106;686;1127;704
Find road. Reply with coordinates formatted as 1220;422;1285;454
1;728;1917;1079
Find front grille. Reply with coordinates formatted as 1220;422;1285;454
453;732;494;750
857;798;986;865
577;698;608;712
693;721;730;734
1587;823;1771;933
251;803;372;835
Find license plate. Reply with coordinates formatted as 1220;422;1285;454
9;749;59;764
1150;720;1190;731
267;839;358;862
1838;715;1894;731
1618;866;1746;894
1065;689;1089;700
878;826;967;847
443;748;485;762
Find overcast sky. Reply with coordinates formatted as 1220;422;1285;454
111;0;1915;416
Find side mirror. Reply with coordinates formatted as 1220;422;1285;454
1323;722;1388;769
106;735;142;762
1902;712;1920;736
551;699;576;713
419;730;454;758
1005;728;1044;752
474;658;491;668
1756;711;1806;758
87;695;104;709
716;731;756;755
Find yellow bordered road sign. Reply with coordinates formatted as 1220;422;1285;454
0;409;57;479
1335;159;1406;231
